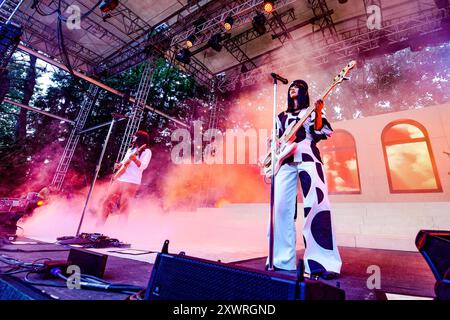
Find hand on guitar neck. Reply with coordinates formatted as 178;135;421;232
314;99;324;131
260;60;356;178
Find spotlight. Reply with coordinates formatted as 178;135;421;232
263;0;275;13
186;34;196;48
100;0;119;13
224;16;234;31
175;48;191;64
208;33;223;52
252;12;267;35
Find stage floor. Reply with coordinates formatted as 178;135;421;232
0;239;436;300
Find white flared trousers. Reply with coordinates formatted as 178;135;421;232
267;161;342;274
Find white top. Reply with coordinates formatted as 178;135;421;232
117;147;152;185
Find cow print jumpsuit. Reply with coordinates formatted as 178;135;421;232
267;108;342;274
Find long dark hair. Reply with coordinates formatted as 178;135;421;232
133;130;149;149
287;79;310;112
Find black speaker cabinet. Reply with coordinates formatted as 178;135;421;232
0;275;53;300
416;230;450;281
145;253;345;300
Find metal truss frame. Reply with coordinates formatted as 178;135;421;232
51;84;99;192
14;10;102;72
116;55;159;163
102;2;152;38
222;8;296;72
308;0;338;44
170;0;296;47
217;4;450;92
310;5;450;65
6;1;214;89
0;0;23;23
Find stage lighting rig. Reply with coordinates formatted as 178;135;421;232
194;16;207;32
263;0;275;13
175;48;192;64
224;16;234;31
252;12;267;35
186;34;196;48
100;0;119;13
208;33;224;52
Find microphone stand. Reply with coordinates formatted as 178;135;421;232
268;73;287;270
75;113;125;236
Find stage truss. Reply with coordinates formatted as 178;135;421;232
0;0;449;191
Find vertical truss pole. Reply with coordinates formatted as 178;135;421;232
202;81;219;207
51;85;100;192
116;57;157;163
0;20;21;80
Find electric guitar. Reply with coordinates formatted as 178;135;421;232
113;144;147;180
261;61;356;178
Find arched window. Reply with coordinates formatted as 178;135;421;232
381;120;442;193
319;130;361;194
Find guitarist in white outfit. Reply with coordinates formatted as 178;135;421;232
100;130;152;223
269;80;342;280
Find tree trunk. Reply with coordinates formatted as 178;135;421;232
16;55;37;141
0;70;10;104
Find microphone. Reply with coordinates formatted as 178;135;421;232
271;73;288;84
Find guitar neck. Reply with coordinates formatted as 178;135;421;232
284;81;336;142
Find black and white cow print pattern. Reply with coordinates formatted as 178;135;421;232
267;109;342;274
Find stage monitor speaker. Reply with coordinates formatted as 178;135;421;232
67;248;108;278
416;230;450;281
145;253;345;300
0;275;53;300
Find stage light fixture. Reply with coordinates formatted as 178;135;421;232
208;33;223;52
263;0;275;13
252;13;267;35
186;34;196;48
194;16;207;32
175;48;191;64
224;16;234;31
100;0;119;13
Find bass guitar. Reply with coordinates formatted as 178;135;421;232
113;144;147;180
261;61;356;178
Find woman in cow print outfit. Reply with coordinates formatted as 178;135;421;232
268;79;341;279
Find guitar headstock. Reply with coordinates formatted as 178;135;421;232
332;60;356;86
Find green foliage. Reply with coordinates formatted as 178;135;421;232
0;54;210;196
1;42;448;197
